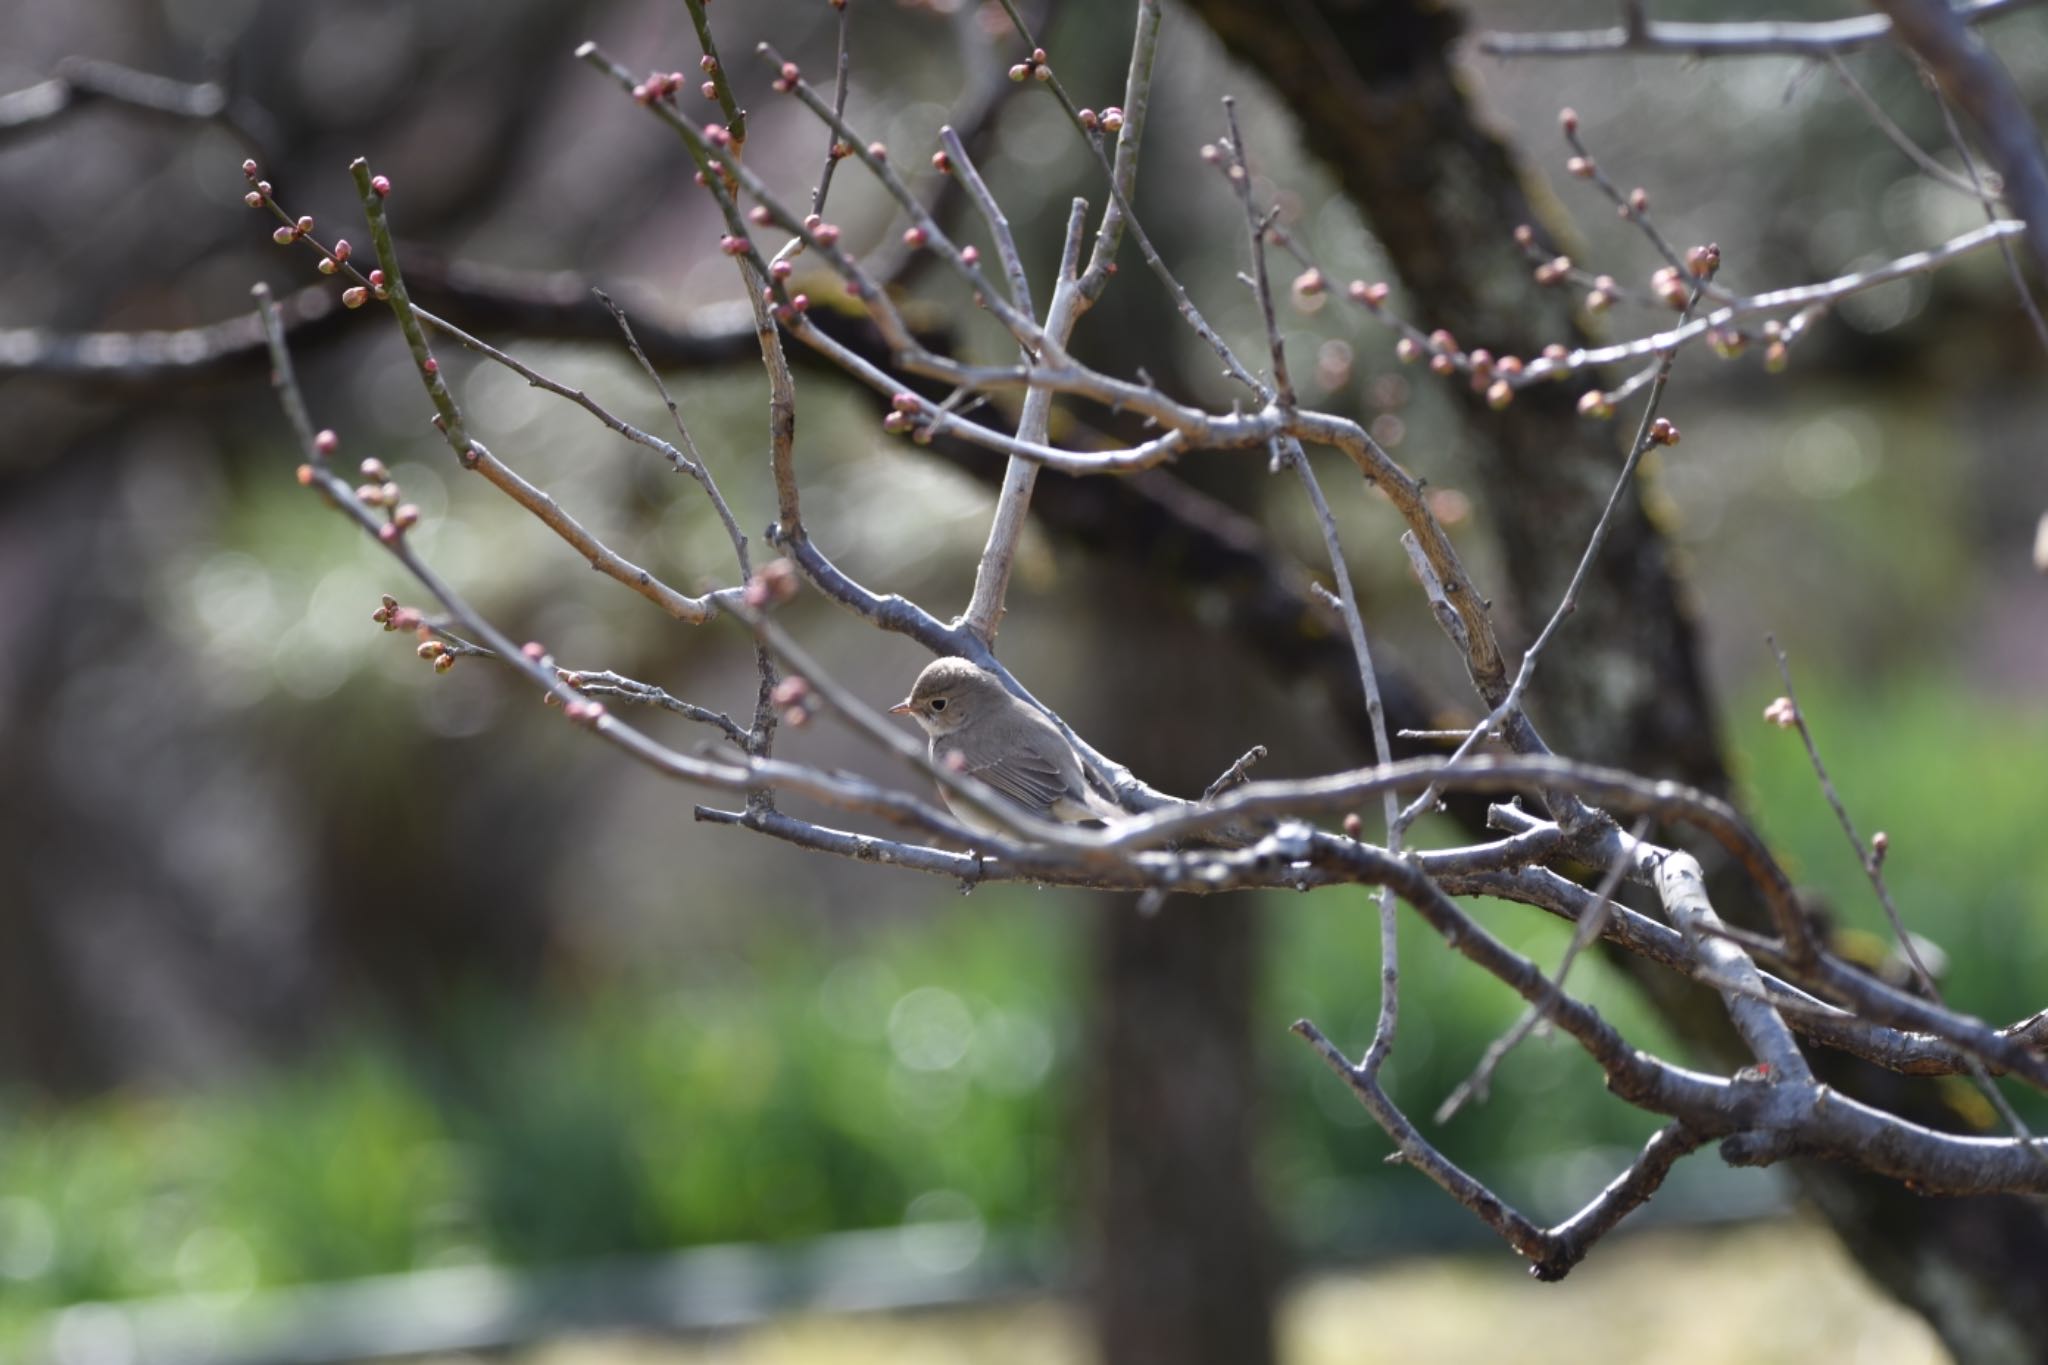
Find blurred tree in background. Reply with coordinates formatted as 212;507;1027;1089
4;1;2048;1363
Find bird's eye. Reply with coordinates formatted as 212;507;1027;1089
929;697;947;712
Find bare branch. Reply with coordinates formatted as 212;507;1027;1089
1476;0;2043;60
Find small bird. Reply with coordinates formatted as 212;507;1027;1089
889;657;1123;835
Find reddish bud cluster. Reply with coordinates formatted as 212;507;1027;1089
813;222;841;247
1099;106;1125;134
1687;242;1721;277
369;597;423;635
1650;267;1689;309
1009;48;1051;82
522;641;547;662
706;123;731;148
932;150;951;173
961;244;980;266
371;175;391;197
772;61;801;94
1649;417;1680;446
1566;155;1594;179
719;234;748;256
771;676;810;708
314;429;339;456
1577;389;1615;420
903;225;929;250
1763;696;1798;728
633;70;687;103
564;698;606;724
742;558;800;608
1533;254;1572;287
1347;279;1389;309
1627;187;1649;215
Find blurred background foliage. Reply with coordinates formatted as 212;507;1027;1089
4;0;2048;1358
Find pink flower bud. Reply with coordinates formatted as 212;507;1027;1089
371;175;391;197
314;429;339;455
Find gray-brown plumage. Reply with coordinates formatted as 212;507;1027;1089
889;657;1122;834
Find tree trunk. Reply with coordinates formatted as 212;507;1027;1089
1177;1;2048;1358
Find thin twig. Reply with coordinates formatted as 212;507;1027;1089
1435;817;1651;1124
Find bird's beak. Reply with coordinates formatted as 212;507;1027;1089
888;699;915;716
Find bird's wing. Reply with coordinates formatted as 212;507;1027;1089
961;737;1073;817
